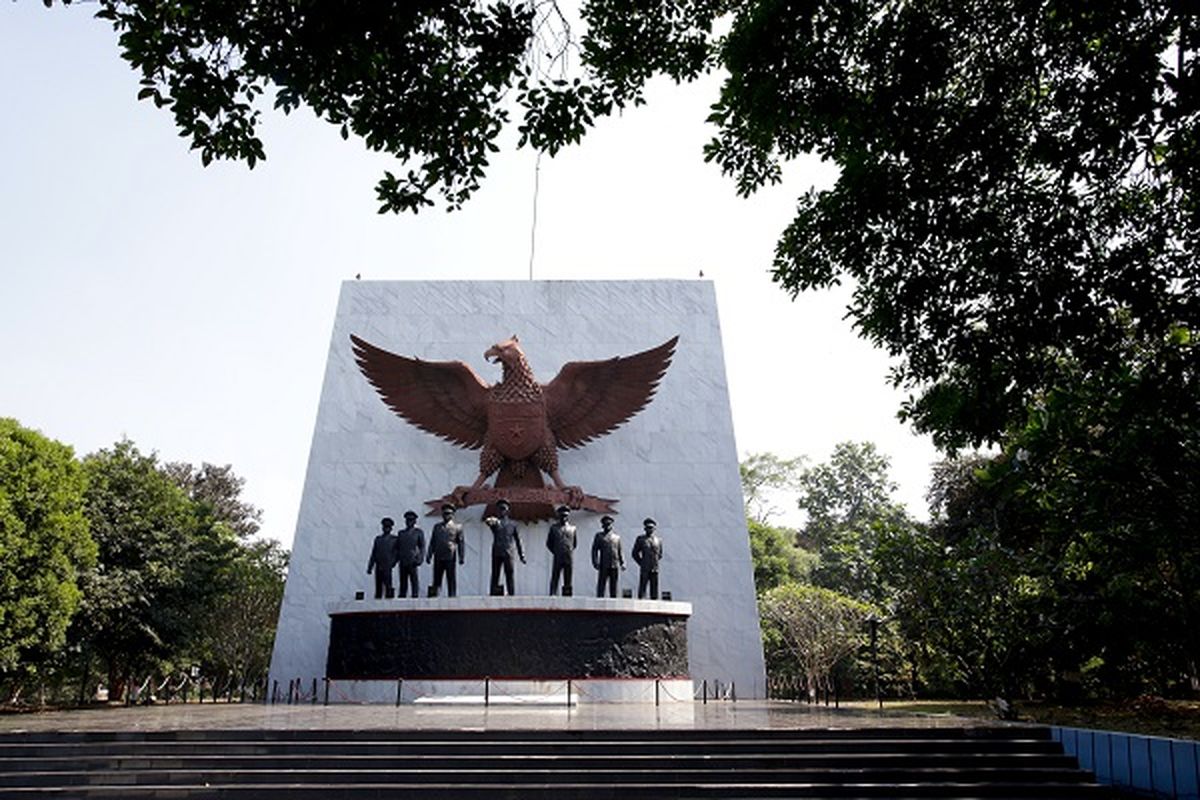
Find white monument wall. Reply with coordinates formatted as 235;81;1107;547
269;279;767;697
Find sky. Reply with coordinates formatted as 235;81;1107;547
0;4;940;544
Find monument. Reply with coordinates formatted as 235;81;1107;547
268;280;765;702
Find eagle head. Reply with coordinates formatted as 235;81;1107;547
484;335;523;366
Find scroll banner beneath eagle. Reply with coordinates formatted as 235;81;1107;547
425;486;617;522
350;333;678;523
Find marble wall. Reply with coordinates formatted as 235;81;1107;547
268;280;767;698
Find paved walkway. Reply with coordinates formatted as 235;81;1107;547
0;701;994;734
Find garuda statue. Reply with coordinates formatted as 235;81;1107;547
350;333;678;521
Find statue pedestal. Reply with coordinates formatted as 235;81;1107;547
323;596;692;704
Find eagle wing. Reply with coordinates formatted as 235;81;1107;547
350;335;490;450
544;336;679;450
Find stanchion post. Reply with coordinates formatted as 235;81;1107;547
485;677;490;707
395;678;403;707
566;679;572;708
323;678;330;706
655;679;660;707
732;682;736;703
311;678;317;705
702;679;707;704
271;679;278;705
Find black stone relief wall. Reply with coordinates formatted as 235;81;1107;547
326;609;688;679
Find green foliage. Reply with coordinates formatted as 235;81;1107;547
76;440;236;693
759;583;875;692
740;451;804;524
0;420;95;686
878;516;1053;701
747;518;814;595
59;2;1195;458
0;422;281;706
705;0;1197;450
793;442;914;604
991;328;1200;695
194;538;287;682
164;462;262;540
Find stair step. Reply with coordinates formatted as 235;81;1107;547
0;726;1108;799
0;781;1112;799
0;753;1081;771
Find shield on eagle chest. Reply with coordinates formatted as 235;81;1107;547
488;400;546;460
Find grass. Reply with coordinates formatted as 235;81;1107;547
841;698;1200;741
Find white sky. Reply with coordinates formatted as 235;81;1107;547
0;4;940;544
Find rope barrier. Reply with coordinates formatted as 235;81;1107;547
658;680;691;703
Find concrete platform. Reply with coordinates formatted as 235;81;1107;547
0;700;994;734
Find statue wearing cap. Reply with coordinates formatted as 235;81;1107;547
591;515;625;598
426;503;465;597
632;517;664;600
484;499;525;595
395;510;426;598
545;505;577;596
366;517;398;599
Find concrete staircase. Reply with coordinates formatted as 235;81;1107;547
0;726;1112;798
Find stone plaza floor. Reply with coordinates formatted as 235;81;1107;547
0;700;995;734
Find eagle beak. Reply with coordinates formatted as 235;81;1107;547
484;345;498;363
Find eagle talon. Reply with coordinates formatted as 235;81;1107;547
563;486;585;507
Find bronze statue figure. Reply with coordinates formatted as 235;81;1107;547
632;517;664;600
485;499;525;595
350;333;678;521
426;503;465;597
591;515;625;598
366;517;397;599
395;510;426;598
545;504;577;596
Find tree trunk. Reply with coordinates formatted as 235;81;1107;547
107;661;126;704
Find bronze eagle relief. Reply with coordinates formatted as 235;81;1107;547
350;333;679;522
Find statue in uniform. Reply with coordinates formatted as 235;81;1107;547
591;515;625;598
426;503;465;597
632;517;664;599
545;505;577;596
366;516;397;599
395;510;426;598
485;499;525;595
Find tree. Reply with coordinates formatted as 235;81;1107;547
794;441;913;604
739;452;804;524
0;420;95;698
984;328;1200;694
709;0;1197;449
747;518;814;595
759;583;873;698
75;440;235;698
60;1;1196;459
877;510;1054;703
50;0;614;214
194;538;287;688
59;4;1195;441
164;462;262;540
796;442;898;549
